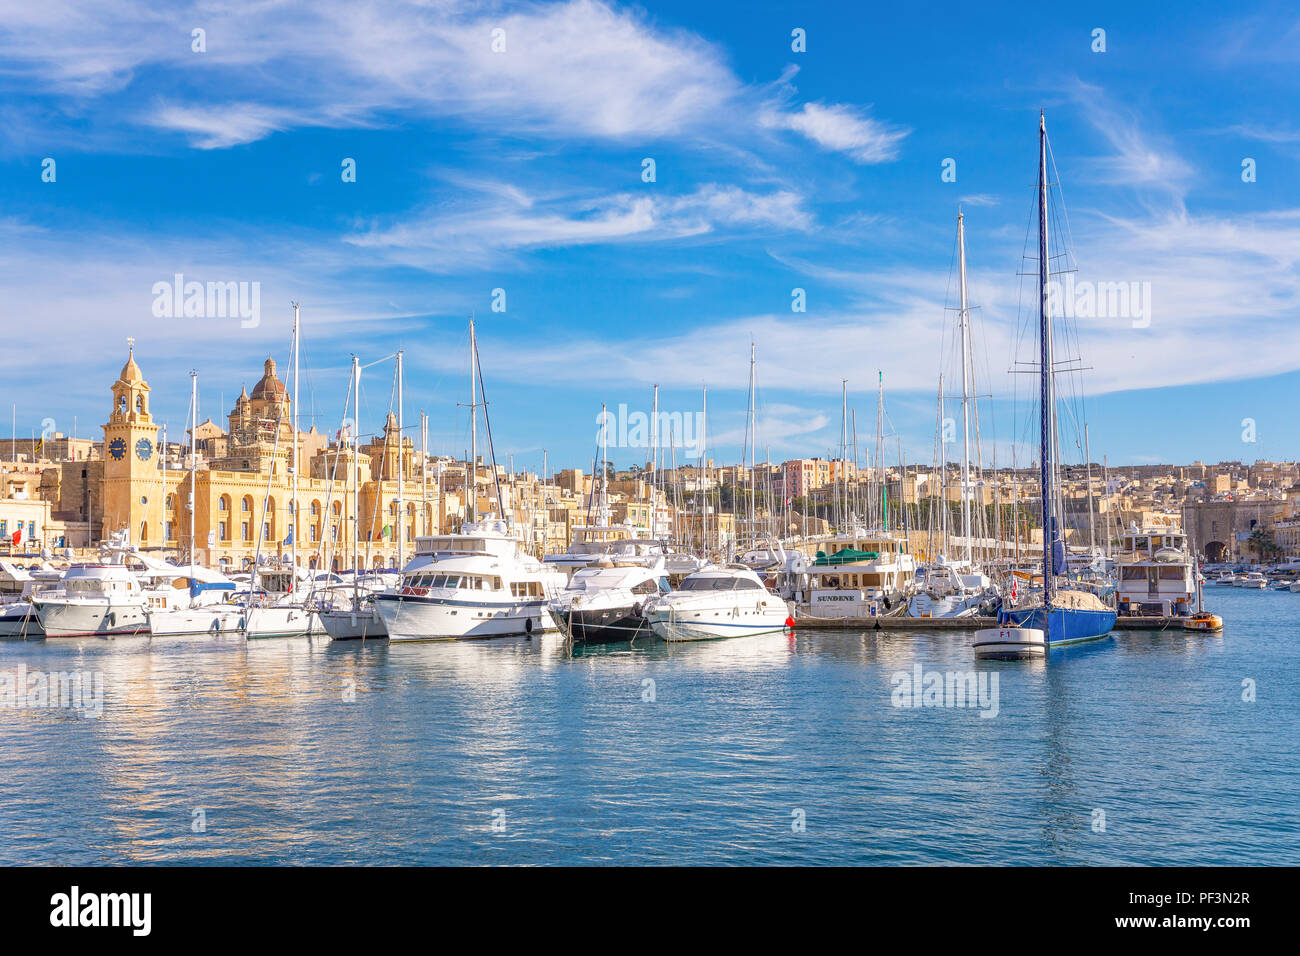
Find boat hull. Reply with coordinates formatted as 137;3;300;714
242;605;327;639
319;606;388;641
0;604;43;639
375;593;558;641
1000;605;1116;647
34;600;150;638
148;606;245;637
561;606;649;644
645;603;790;642
973;626;1046;660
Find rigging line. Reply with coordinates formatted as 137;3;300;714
311;366;356;569
473;336;507;521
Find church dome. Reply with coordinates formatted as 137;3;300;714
119;348;144;383
251;357;287;400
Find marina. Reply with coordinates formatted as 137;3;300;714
0;0;1296;895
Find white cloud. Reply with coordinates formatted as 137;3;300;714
762;101;908;164
345;182;812;269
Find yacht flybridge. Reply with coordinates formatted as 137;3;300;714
1114;525;1196;617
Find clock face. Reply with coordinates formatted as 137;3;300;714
108;438;127;461
135;437;153;461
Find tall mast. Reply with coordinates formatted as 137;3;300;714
352;356;360;579
651;383;659;535
840;379;848;531
1085;423;1096;553
291;302;300;572
876;371;884;531
421;409;428;536
957;210;973;566
600;402;609;523
468;317;478;524
747;342;756;543
1038;110;1056;601
189;371;197;577
397;349;404;567
701;386;708;552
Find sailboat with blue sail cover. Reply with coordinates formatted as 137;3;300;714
973;112;1116;660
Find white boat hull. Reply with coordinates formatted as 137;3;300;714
242;605;327;639
148;606;245;637
376;594;559;641
0;603;42;638
35;599;150;638
973;626;1046;660
319;605;388;641
646;604;790;642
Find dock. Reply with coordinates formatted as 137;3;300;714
793;615;1196;631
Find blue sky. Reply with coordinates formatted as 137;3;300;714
1;0;1297;473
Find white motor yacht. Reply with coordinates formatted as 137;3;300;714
376;520;567;641
642;564;791;642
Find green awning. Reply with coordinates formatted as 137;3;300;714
814;548;880;566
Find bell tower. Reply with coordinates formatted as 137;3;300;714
101;339;162;544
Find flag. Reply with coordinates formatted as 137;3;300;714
12;528;22;546
381;525;392;539
283;528;293;546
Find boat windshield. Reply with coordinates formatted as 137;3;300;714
678;576;763;591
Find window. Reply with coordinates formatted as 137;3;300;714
242;498;250;512
242;521;250;541
219;498;228;512
219;521;228;540
165;521;174;540
309;526;317;542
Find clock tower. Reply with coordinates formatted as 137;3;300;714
101;341;162;545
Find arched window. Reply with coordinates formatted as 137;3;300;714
135;395;144;413
118;396;126;415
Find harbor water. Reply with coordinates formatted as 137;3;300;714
1;585;1295;865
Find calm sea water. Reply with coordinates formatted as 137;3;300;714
1;586;1295;865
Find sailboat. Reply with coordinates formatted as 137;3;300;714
242;303;328;639
319;354;390;640
909;209;997;618
974;112;1117;660
147;371;243;636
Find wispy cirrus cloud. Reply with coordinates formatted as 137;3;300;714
761;101;909;164
346;182;813;269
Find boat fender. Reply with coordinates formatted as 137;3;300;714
106;611;115;628
883;596;892;610
632;602;643;617
784;616;796;629
525;617;534;634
